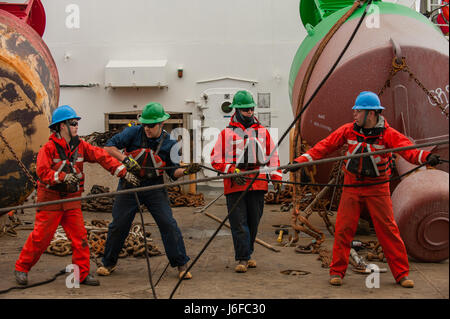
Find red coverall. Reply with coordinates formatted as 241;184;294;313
294;118;430;282
15;133;127;282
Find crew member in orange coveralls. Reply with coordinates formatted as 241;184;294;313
285;91;441;288
14;105;138;286
211;90;283;273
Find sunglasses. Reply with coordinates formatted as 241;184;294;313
143;123;159;128
240;107;255;112
68;121;79;127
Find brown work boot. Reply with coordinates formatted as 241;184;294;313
178;264;192;280
247;260;257;268
235;260;248;273
96;264;117;276
398;276;414;288
329;275;342;286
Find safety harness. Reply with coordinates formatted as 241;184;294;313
126;130;168;180
47;137;81;193
346;117;394;179
227;126;267;171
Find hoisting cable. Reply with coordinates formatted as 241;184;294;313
200;160;442;188
0;139;447;216
133;192;157;299
0;269;66;295
154;262;170;287
0;0;443;297
169;0;376;299
291;0;373;222
169;173;260;299
0;0;385;218
0;145;446;295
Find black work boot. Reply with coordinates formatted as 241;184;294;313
14;270;28;285
81;274;100;286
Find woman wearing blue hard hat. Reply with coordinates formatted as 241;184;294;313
285;91;441;288
15;105;138;287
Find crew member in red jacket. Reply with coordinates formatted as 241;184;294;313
285;91;440;288
14;105;138;286
211;90;283;273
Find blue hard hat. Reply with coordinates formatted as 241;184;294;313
49;105;81;128
352;91;385;110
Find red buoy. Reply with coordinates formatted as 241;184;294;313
392;169;449;262
0;0;46;37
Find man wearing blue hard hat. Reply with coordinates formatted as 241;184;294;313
285;91;441;288
14;105;139;287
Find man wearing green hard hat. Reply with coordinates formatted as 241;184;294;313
99;102;201;280
211;90;283;273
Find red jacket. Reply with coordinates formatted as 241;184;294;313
211;114;282;195
36;133;127;210
294;117;430;196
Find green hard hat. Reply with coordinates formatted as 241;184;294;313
230;90;256;108
138;102;170;124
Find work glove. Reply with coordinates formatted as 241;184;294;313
183;163;202;175
283;156;308;174
426;154;441;166
122;156;141;175
272;180;282;192
123;172;140;187
231;168;247;186
283;162;301;174
63;173;80;185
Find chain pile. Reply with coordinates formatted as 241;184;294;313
167;186;205;207
364;240;386;262
284;157;346;268
0;211;22;238
264;186;293;205
81;184;206;212
80;129;123;147
81;185;114;212
265;183;341;213
348;240;386;271
45;219;162;258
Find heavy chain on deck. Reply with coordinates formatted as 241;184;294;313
80;129;123;147
167;186;205;207
45;220;162;259
81;184;205;212
0;211;22;238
